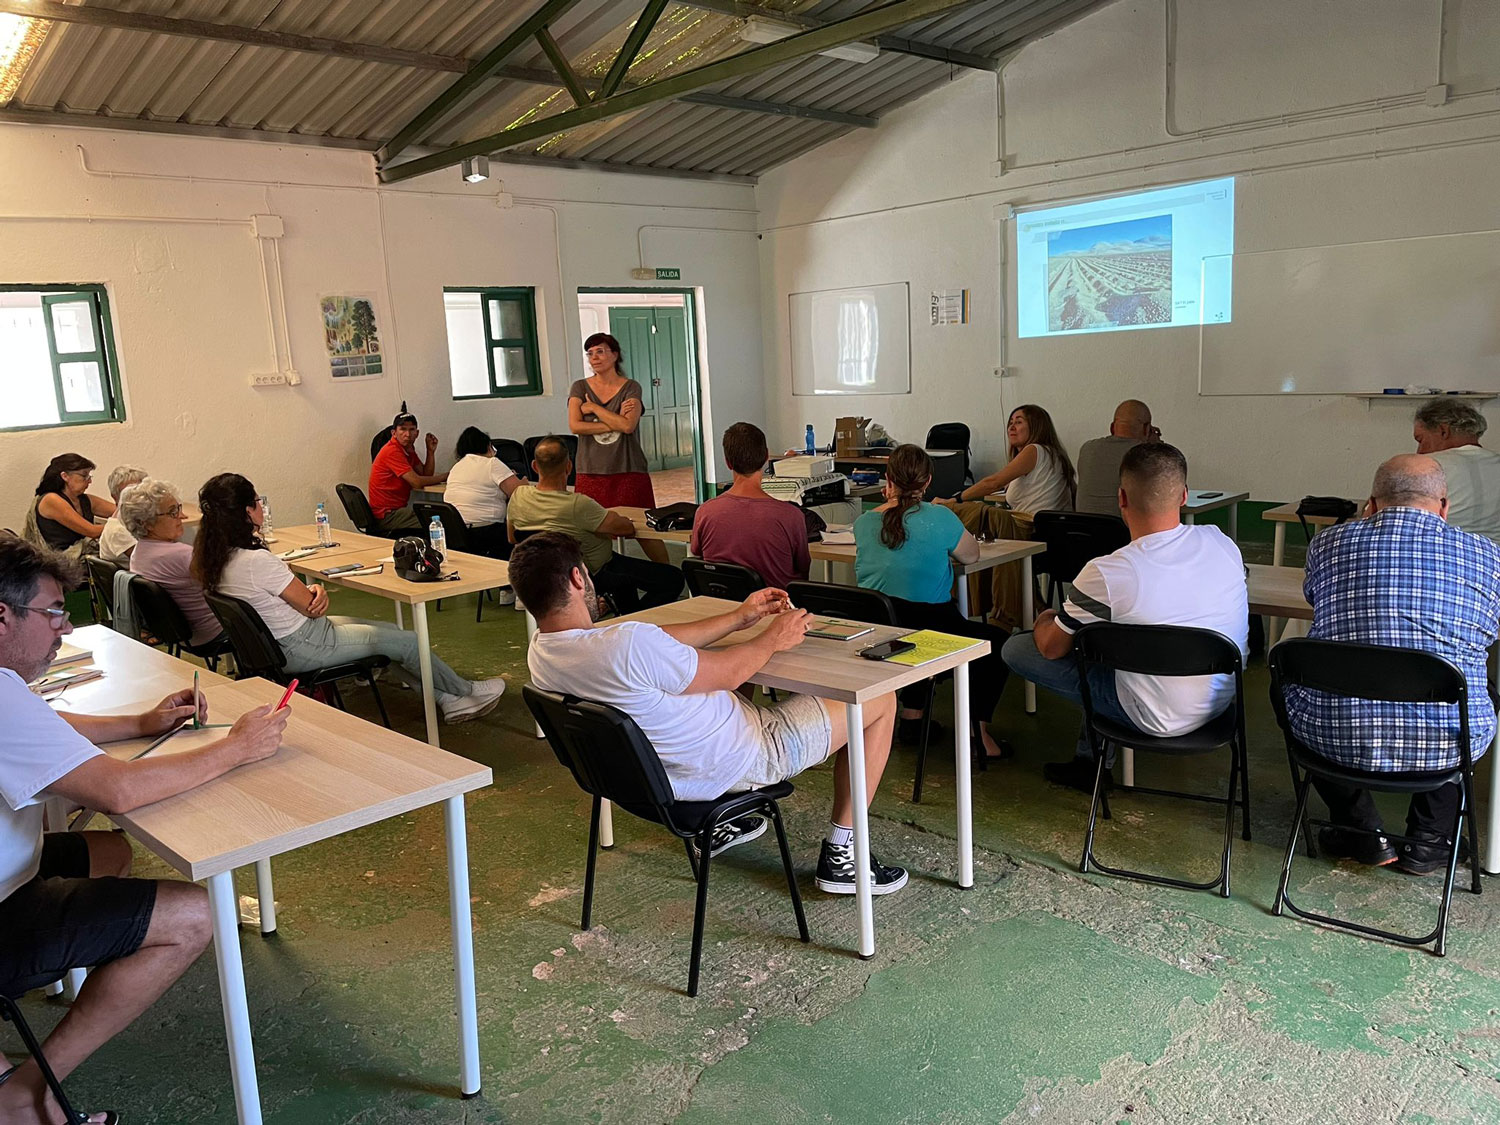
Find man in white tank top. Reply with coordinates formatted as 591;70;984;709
1001;443;1249;793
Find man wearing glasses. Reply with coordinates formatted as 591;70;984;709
0;536;286;1124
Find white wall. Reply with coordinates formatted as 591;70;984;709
756;0;1500;500
0;125;761;530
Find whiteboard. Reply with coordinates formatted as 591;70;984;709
1198;230;1500;395
790;282;911;396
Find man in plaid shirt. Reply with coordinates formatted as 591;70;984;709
1284;454;1500;873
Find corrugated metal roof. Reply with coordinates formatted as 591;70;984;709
1;0;1110;182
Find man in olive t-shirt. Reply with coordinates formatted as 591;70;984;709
1075;400;1157;517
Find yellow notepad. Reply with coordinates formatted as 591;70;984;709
880;629;979;667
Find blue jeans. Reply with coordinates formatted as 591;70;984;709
1001;632;1142;761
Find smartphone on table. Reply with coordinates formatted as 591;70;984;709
859;639;916;661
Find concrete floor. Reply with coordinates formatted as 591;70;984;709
17;571;1500;1124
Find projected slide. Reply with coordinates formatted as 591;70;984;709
1017;177;1233;339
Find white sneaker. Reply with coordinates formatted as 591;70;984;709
439;677;506;723
494;587;517;606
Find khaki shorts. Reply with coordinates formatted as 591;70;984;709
727;694;836;792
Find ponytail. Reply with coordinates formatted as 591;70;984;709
879;444;933;550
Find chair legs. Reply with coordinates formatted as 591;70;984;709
687;833;713;998
363;673;392;729
767;802;810;945
580;796;601;931
0;995;83;1123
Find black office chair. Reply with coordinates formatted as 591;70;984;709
83;555;124;625
0;993;93;1125
130;575;235;671
1268;640;1481;956
524;435;578;486
370;425;394;462
1075;623;1250;898
492;437;529;480
204;591;392;727
336;483;395;539
682;559;764;601
524;685;807;997
925;423;974;488
1031;510;1130;609
413;500;489;622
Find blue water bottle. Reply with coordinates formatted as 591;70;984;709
804;424;815;455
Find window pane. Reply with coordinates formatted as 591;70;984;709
443;293;489;397
59;361;105;413
487;298;526;340
49;300;97;353
492;346;531;387
0;294;61;427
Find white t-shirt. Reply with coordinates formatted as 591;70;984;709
1057;523;1249;736
528;621;757;801
98;515;136;563
218;548;309;639
444;454;516;527
0;669;103;901
1004;445;1072;515
1432;445;1500;545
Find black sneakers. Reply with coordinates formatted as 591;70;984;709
1394;830;1470;876
1318;826;1398;867
692;815;767;861
815;840;908;896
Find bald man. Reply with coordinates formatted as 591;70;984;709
1075;400;1158;517
1282;454;1500;873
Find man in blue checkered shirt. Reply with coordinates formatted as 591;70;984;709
1284;454;1500;874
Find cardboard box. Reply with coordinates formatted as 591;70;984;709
834;416;871;457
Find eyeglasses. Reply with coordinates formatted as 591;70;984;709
14;605;70;629
157;504;184;518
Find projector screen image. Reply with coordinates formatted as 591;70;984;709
1017;177;1233;338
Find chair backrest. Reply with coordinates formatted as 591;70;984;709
412;501;472;553
511;526;542;545
523;685;679;822
83;556;123;619
336;483;376;534
784;579;898;626
1031;510;1130;585
925;424;973;486
129;574;194;649
370;426;393;461
492;438;528;480
1074;622;1243;679
682;559;764;601
524;434;578;486
204;591;287;679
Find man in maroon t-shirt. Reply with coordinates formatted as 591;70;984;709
691;422;811;590
368;404;447;533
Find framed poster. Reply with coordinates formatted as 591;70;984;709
320;294;384;379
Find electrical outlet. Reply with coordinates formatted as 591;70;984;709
250;372;289;386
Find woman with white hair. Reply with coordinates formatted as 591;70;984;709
97;464;148;563
125;478;224;648
1413;399;1500;543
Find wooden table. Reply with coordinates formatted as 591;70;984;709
613;597;989;958
1262;500;1361;566
266;525;391;554
1247;563;1311;620
612;508;1044;711
275;525;512;747
58;626;491;1124
1182;489;1249;540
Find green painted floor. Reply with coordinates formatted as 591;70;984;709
18;576;1500;1124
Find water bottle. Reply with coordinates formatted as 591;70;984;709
804;424;815;455
429;515;446;560
315;502;332;546
259;495;275;541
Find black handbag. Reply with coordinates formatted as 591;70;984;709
393;536;443;581
801;505;828;543
1295;496;1358;541
645;502;698;532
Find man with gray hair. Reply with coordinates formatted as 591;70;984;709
1283;453;1500;873
96;465;148;564
1413;400;1500;543
1075;399;1159;517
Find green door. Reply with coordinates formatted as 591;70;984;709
608;306;694;471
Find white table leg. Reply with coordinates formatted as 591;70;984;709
254;859;276;934
1184;512;1196;525
525;609;544;738
208;870;262;1125
1272;523;1286;567
443;796;482;1098
956;577;970;618
412;602;440;747
1123;748;1135;787
63;967;86;1000
843;701;875;959
1228;502;1239;542
600;799;615;848
395;603;405;630
1022;555;1036;714
954;665;974;889
1485;736;1500;875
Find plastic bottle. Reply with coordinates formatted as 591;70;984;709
315;502;332;546
429;516;447;560
805;424;815;455
259;495;275;542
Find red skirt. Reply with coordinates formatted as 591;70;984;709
576;472;656;509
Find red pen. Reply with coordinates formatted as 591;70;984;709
275;679;299;712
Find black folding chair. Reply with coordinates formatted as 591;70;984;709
524;686;808;997
0;993;92;1125
1075;623;1250;897
83;555;123;625
205;591;392;727
492;437;529;480
413;500;488;622
1031;510;1129;610
130;575;234;671
335;483;395;539
1268;639;1481;956
370;425;394;461
925;423;973;488
924;451;967;502
683;559;764;601
524;435;578;486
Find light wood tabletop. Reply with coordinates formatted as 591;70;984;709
1247;563;1311;621
267;525;391;553
1261;500;1361;566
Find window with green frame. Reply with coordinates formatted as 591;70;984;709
442;287;542;399
1;285;125;431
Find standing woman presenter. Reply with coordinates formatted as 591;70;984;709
567;332;670;564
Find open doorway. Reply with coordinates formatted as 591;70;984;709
577;288;704;505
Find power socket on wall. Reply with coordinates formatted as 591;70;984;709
250;372;288;386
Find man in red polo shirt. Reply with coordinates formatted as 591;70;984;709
369;404;447;533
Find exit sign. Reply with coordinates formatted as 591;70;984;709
654;267;681;280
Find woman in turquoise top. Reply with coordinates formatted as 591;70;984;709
854;445;1013;761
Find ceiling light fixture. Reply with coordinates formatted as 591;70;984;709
738;15;879;64
460;155;490;183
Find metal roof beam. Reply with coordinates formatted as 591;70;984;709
673;0;1000;71
489;151;755;185
0;106;377;150
379;0;975;183
599;0;670;98
534;26;591;108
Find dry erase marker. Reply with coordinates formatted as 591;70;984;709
192;670;201;730
275;679;299;712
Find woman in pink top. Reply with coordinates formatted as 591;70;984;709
122;478;224;648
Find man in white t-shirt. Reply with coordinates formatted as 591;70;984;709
512;532;907;895
0;536;286;1125
1002;443;1249;793
1414;399;1500;544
